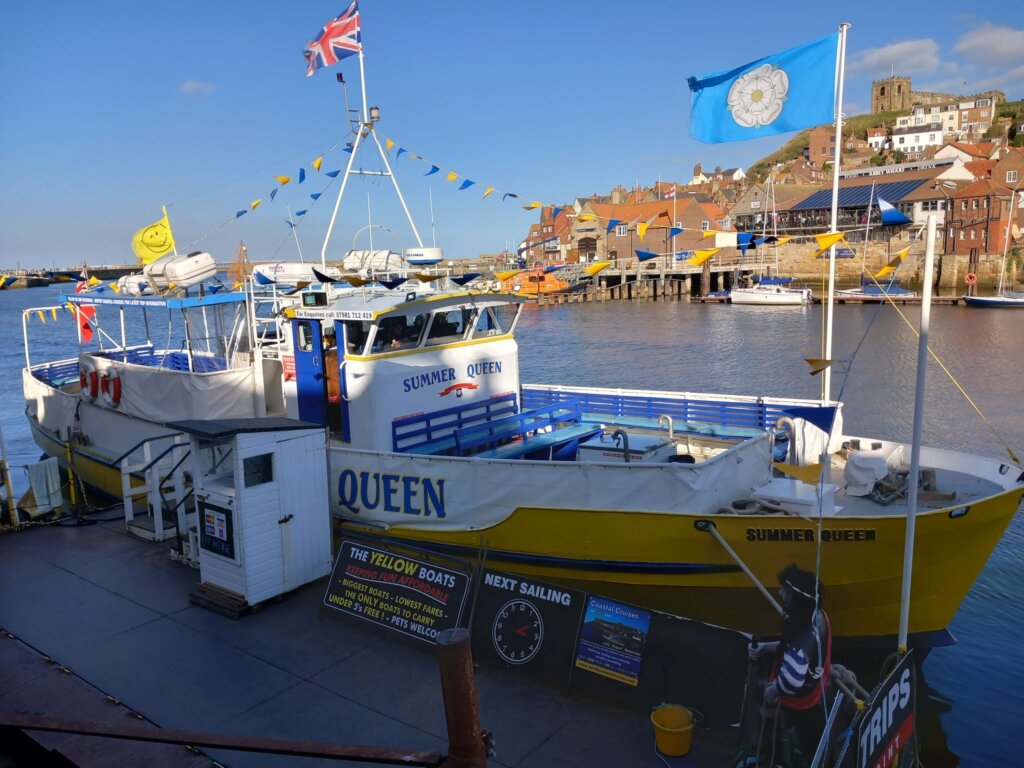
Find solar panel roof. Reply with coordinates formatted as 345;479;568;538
789;179;928;211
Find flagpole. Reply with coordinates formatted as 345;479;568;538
822;22;850;405
163;205;179;257
897;213;937;654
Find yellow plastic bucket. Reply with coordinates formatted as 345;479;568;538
650;704;694;756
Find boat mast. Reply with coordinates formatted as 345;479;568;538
897;213;937;654
822;23;850;404
320;45;425;271
997;182;1022;296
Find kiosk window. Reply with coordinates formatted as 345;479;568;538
243;453;273;487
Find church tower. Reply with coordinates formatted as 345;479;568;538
872;76;912;113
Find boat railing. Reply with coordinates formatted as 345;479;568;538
522;385;787;434
113;432;187;468
119;432;192;546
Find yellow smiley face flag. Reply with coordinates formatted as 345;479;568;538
130;211;176;265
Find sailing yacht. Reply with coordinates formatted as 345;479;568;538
729;178;812;305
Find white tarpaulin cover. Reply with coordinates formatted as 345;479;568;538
87;355;258;422
329;431;774;531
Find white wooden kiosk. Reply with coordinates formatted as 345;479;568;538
170;418;332;615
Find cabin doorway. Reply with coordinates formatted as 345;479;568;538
292;320;327;425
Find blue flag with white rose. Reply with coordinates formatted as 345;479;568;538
687;33;838;144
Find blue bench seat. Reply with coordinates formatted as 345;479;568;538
471;422;603;460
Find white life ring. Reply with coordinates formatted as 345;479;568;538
79;361;99;401
100;368;122;407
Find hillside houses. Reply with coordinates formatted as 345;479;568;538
518;145;1022;263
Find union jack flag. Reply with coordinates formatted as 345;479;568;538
304;3;362;77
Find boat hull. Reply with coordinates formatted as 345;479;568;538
962;295;1024;308
729;287;811;305
332;442;1023;643
341;488;1021;643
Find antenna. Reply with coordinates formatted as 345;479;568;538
286;206;304;262
429;189;437;247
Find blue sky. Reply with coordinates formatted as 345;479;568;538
1;2;1021;270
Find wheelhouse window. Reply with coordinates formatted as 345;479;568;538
342;320;372;355
425;308;472;346
370;314;427;352
469;306;506;338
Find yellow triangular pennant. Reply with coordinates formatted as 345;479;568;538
312;156;323;172
772;461;824;486
110;282;121;293
811;231;846;258
482;186;495;199
275;175;291;185
251;199;262;211
585;261;612;276
446;171;458;182
775;236;792;246
804;358;832;376
523;201;542;211
688;248;720;266
637;223;650;241
37;311;45;324
384;139;394;154
494;270;524;281
873;246;911;279
50;307;58;319
702;230;717;238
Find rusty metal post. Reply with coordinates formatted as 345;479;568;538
436;628;486;768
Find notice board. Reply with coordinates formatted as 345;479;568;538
323;539;470;644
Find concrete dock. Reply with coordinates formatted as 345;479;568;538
0;516;738;767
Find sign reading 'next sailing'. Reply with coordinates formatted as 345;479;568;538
323;540;469;644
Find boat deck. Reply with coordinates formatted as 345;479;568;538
0;513;737;767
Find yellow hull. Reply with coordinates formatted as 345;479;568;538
30;419;128;502
343;487;1022;640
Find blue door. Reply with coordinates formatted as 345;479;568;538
292;319;326;424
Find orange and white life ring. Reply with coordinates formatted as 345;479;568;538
79;361;99;401
964;272;977;285
100;368;122;407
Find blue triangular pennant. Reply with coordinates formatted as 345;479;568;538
782;406;837;435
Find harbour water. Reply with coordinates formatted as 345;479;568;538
3;284;1022;765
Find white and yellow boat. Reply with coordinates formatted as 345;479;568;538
282;286;1022;647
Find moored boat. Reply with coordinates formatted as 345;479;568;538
19;13;1023;655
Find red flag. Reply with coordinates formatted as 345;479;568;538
68;303;95;343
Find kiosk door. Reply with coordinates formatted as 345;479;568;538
292;319;326;425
